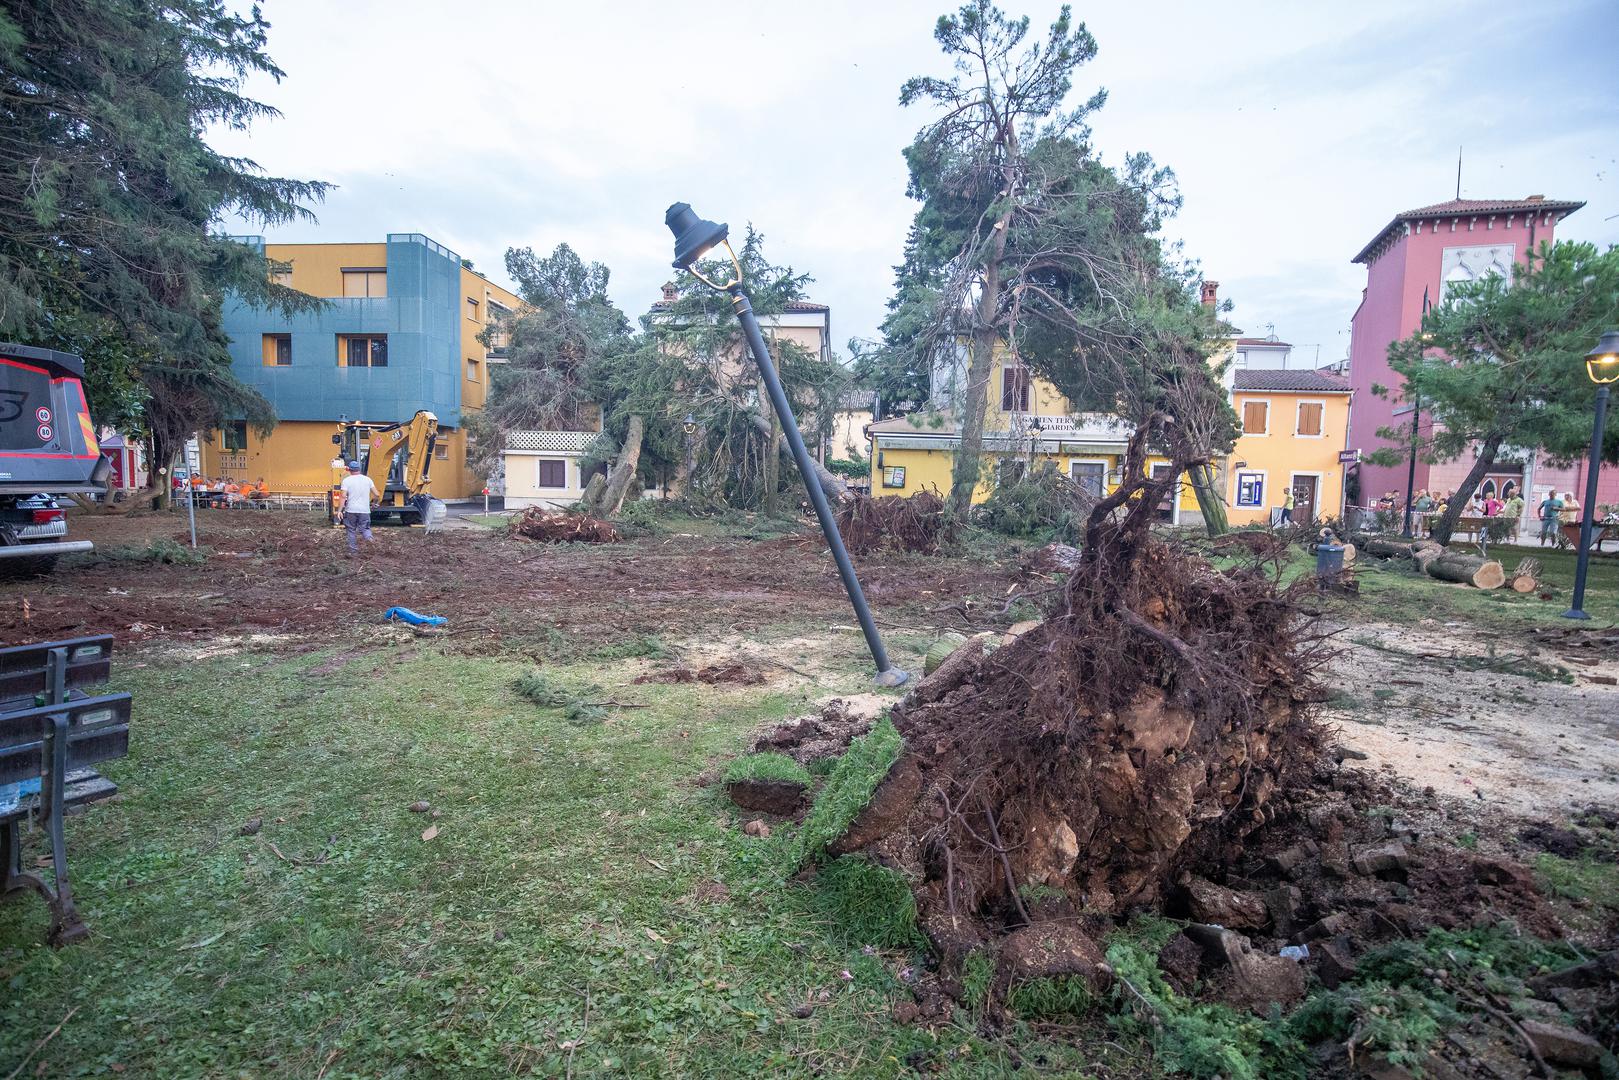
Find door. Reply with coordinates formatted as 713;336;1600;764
1150;464;1176;522
1292;475;1318;524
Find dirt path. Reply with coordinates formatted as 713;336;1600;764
1324;620;1619;819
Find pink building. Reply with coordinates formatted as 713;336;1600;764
1346;195;1619;524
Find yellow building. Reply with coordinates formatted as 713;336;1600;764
867;347;1202;523
201;233;521;499
1227;369;1352;526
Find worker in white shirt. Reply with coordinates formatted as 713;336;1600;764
338;460;380;556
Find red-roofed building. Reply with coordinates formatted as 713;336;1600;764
1343;194;1619;522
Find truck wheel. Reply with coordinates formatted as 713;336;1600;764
0;553;60;580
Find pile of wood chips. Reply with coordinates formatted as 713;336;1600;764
510;507;621;544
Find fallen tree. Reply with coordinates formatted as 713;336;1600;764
814;420;1326;954
834;490;952;555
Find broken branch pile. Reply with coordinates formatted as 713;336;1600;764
834;490;952;556
510;507;621;544
821;423;1327;953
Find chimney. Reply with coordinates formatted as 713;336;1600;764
1526;194;1544;203
661;281;678;301
1200;280;1219;308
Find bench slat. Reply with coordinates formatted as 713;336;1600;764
0;694;132;786
0;636;114;711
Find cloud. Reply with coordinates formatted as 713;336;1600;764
215;0;1619;365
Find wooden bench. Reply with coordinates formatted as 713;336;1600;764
0;635;132;945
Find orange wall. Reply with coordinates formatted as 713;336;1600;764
264;242;388;299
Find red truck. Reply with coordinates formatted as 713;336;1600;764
0;343;109;575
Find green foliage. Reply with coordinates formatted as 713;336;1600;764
1007;976;1094;1021
809;856;924;950
512;669;607;724
975;463;1085;540
1103;924;1306;1080
0;0;329;480
825;455;871;480
886;3;1236;521
614;498;670;536
589;633;668;660
723;752;812;788
1535;853;1619;911
511;669;575;707
796;716;903;864
68;538;208;567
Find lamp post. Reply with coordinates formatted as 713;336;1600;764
664;202;908;686
1562;330;1619;620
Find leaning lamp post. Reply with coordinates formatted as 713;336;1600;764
1562;330;1619;619
664;202;908;686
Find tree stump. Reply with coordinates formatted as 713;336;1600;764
1426;554;1506;589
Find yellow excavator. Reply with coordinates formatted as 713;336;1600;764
328;410;439;526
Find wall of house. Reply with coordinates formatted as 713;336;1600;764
1228;391;1351;525
198;419;474;498
1347;208;1565;500
504;449;587;509
830;409;872;461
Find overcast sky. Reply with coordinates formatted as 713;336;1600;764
215;0;1619;368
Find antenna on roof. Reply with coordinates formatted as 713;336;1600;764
1455;146;1462;200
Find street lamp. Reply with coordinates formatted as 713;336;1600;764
1562;330;1618;620
664;202;908;686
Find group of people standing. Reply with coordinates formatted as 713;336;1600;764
173;474;270;507
1372;487;1600;546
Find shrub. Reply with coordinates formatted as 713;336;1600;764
512;669;572;706
976;463;1087;541
73;538;207;566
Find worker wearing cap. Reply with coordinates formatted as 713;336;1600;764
338;460;380;556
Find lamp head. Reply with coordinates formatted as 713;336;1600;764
683;413;697;435
1585;330;1619;385
665;203;729;270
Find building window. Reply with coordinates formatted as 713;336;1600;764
1241;400;1269;435
537;458;567;488
466;358;480;382
434;443;449;461
270;266;293;288
340;269;387;298
222;420;248;452
263;334;292;367
466;297;480;323
340;335;388;367
1236;471;1265;507
882;465;907;488
1070;461;1105;497
1000;366;1030;412
1296;401;1324;437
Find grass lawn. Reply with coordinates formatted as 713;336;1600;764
1349;542;1619;629
0;643;1126;1078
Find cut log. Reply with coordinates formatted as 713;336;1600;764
1510;575;1538;594
1358;538;1415;559
1341;543;1356;565
1412;542;1446;574
1426;554;1506;589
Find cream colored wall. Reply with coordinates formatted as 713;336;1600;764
503;450;586;509
1227;391;1351;525
830;409;872;461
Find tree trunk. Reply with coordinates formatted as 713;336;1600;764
1428;431;1505;545
592;414;644;517
948;183;1017;523
1188;462;1228;537
745;411;850;502
760;377;779;516
1426;554;1505;589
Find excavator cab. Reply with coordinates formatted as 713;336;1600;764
328;411;439;525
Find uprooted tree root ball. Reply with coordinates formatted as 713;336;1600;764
510;507;621;543
834;490;953;556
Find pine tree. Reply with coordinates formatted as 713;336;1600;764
0;0;327;499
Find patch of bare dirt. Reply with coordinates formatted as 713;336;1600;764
1324;621;1619;818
